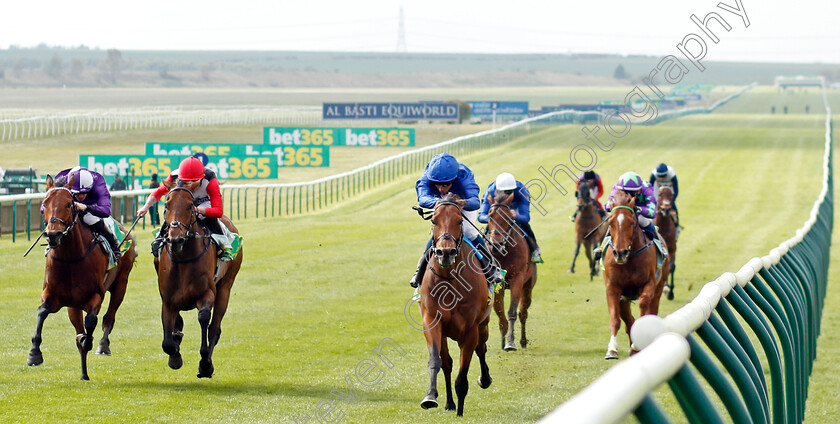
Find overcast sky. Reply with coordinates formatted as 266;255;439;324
3;0;838;63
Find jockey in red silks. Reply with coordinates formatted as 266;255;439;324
570;170;606;222
136;157;225;258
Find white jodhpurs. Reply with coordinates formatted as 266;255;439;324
462;210;479;241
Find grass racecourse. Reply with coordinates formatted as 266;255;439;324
0;87;838;423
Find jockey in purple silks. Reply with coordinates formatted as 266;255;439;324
42;166;122;261
593;171;668;261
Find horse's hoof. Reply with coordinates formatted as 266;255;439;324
95;345;111;356
629;345;640;356
445;402;456;411
504;343;517;351
477;375;493;389
81;374;90;381
667;289;675;301
567;269;575;274
520;339;528;348
27;353;44;366
197;362;214;378
605;350;619;360
168;355;183;370
420;396;438;409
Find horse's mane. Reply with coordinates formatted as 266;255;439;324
54;176;68;187
440;192;461;203
494;190;510;203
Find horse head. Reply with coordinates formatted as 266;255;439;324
486;191;515;252
163;178;201;255
608;190;637;265
42;174;78;249
657;184;674;214
431;192;465;268
577;181;592;205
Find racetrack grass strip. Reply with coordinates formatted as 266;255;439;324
0;110;829;423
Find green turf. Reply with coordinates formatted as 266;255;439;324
0;95;832;423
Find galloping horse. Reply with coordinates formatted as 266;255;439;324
485;192;537;351
29;175;136;380
569;182;605;279
156;178;242;378
655;184;678;300
418;192;492;416
602;190;669;359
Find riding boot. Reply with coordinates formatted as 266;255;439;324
524;235;542;263
152;221;169;258
409;250;430;288
593;234;610;262
90;220;121;261
203;217;224;235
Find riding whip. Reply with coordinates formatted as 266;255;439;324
583;218;607;240
23;231;46;257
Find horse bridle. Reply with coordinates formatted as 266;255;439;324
486;203;514;250
607;205;652;258
657;186;677;223
432;200;464;258
43;186;101;263
163;187;212;263
44;187;79;238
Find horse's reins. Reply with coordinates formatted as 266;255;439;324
485;203;515;251
163;187;212;263
607;205;652;258
432;200;464;260
37;187;102;262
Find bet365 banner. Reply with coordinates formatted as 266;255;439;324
263;127;414;147
146;143;329;168
79;154;278;190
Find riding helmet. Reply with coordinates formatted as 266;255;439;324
71;169;95;194
616;171;644;192
655;163;669;178
177;157;205;181
426;153;459;183
495;172;517;191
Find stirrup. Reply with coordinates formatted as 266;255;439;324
411;287;421;303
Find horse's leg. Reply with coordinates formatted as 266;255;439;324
28;300;58;366
66;307;90;380
476;317;492;389
504;278;522;351
568;242;581;273
196;293;215;378
454;326;478;417
492;291;508;351
583;240;598;281
519;276;534;348
421;324;442;409
208;280;235;357
604;285;621;360
97;274;128;355
440;339;455;411
618;299;638;355
161;304;183;370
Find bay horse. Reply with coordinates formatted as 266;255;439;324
655;184;678;300
569;182;605;279
602;190;668;360
155;178;243;378
29;174;136;380
418;192;492;416
485;192;537;351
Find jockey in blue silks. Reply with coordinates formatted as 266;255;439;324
410;152;505;289
478;172;543;263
